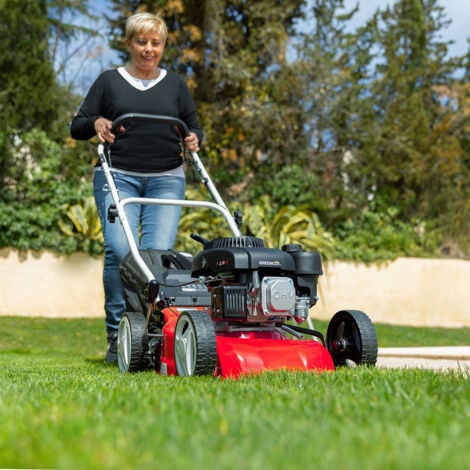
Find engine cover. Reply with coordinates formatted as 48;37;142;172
191;246;295;278
191;237;324;322
261;277;295;315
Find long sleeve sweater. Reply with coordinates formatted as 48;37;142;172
70;69;203;173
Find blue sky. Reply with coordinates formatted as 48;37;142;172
342;0;469;56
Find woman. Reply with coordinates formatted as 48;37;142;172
70;12;202;364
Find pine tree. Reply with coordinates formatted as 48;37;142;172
366;0;465;222
0;0;62;180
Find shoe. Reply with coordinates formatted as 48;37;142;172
105;332;118;364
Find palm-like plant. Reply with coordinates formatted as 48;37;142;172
58;197;103;253
242;196;336;258
177;192;336;258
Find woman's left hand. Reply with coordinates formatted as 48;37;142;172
184;132;200;152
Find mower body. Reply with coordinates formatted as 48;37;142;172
98;114;378;378
119;238;335;378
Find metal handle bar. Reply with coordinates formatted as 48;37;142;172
110;113;190;137
120;197;241;236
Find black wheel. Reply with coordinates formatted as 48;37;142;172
326;310;378;367
174;310;217;376
117;312;149;372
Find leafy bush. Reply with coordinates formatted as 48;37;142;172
0;129;93;254
0;137;446;263
333;208;441;262
176;190;336;258
241;195;336;258
252;164;330;213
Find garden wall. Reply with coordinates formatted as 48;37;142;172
0;248;468;327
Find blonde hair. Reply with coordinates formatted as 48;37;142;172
125;12;168;44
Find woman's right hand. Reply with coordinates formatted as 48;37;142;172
94;117;116;143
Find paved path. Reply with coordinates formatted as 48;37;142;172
377;347;470;372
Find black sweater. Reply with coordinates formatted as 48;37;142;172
70;69;203;173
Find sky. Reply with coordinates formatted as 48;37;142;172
72;0;468;92
341;0;469;57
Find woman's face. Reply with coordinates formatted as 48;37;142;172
126;30;165;72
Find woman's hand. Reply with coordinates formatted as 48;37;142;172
94;117;117;143
184;132;200;152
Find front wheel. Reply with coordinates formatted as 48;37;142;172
117;312;149;372
174;310;217;376
326;310;378;367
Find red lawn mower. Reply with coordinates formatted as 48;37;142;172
98;114;378;378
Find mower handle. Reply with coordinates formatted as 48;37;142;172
110;113;190;138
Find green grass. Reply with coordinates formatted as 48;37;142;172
1;317;469;470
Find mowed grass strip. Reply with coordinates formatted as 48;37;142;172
0;317;469;470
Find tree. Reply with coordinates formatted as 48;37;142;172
0;0;98;253
259;0;379;224
47;0;102;91
360;0;468;241
105;0;306;197
291;1;468;243
0;0;62;175
0;0;62;131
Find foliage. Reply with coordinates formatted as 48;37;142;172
241;195;336;257
51;184;440;263
58;196;104;254
0;129;94;253
0;0;62;178
0;0;96;253
47;0;100;83
0;0;469;260
291;0;469;254
362;0;464;221
252;164;331;214
334;208;441;262
0;317;469;469
0;0;60;129
174;187;336;258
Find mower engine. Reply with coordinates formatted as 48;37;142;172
191;236;323;324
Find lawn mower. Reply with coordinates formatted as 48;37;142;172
97;113;378;378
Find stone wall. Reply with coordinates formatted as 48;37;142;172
1;249;468;327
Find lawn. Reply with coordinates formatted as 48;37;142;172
1;317;469;470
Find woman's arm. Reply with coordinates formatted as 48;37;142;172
69;73;108;140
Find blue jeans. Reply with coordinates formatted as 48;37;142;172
93;169;186;333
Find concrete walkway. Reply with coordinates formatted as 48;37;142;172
377;347;470;372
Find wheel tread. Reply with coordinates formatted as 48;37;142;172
326;309;378;367
175;310;217;376
119;312;148;372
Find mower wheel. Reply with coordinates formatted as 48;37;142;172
174;310;217;376
326;310;378;367
117;312;149;373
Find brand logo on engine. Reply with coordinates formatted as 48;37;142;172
272;290;294;299
259;260;281;266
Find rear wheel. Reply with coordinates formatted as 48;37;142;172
117;312;148;372
174;310;217;376
326;310;378;367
